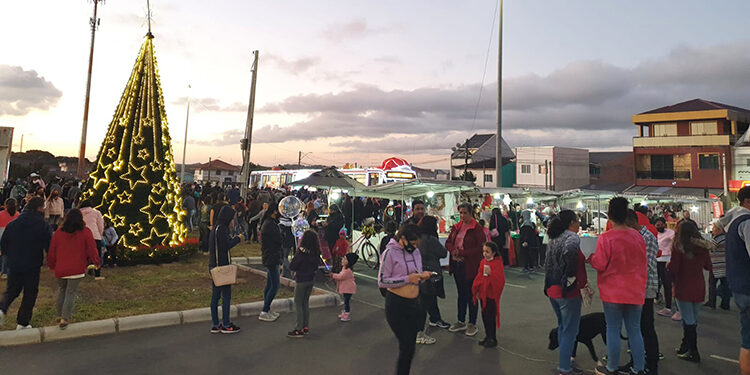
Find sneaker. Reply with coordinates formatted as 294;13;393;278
210;325;223;334
594;366;618;375
448;322;467;332
287;329;304;338
95;276;106;281
656;308;672;317
465;323;479;336
569;361;585;374
221;323;241;334
258;312;278;322
270;311;280;319
302;327;309;335
340;312;351;322
338;310;345;319
482;338;497;348
429;320;451;329
59;319;69;330
15;324;32;330
677;350;700;363
671;311;682;321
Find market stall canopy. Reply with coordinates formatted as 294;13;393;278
289;167;368;190
623;185;723;200
478;187;561;202
356;178;477;200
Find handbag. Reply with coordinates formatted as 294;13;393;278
210;224;238;286
489;214;501;238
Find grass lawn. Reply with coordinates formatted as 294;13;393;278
0;255;292;330
231;241;263;257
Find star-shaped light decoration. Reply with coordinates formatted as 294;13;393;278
122;163;148;190
151;182;166;195
133;134;145;145
139;195;165;224
149;160;162;171
106;148;117;159
110;215;126;228
129;222;144;237
112;159;125;172
137;148;151;160
117;190;133;204
141;227;170;247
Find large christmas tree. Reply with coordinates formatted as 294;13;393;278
82;33;186;250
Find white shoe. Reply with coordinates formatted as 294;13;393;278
270;311;280;319
258;312;278;322
15;324;32;330
416;331;436;345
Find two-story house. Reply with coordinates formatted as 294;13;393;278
631;99;750;193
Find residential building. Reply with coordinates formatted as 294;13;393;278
450;133;515;188
586;151;634;192
631;99;750;194
193;159;240;183
515;146;589;191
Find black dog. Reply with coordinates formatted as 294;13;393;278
548;312;614;363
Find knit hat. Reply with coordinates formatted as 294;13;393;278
345;252;359;268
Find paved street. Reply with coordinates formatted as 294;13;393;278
0;266;741;375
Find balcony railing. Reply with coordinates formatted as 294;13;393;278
633;134;731;148
636;170;691;180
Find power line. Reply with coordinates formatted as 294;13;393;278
469;0;499;133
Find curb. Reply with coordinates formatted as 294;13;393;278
0;268;341;347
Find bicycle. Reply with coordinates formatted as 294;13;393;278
352;222;380;269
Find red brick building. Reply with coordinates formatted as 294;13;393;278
632;99;750;191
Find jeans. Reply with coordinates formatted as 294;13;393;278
550;296;582;373
210;282;232;327
0;267;41;326
657;262;672;309
281;246;292;278
452;262;477;324
385;291;425;375
602;302;645;372
56;278;82;321
420;293;442;324
735;292;750;349
263;266;281;313
675;299;701;325
187;209;196;231
344;293;352;313
481;298;497;341
0;254;8;275
707;273;732;309
294;281;314;330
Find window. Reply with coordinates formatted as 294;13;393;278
650;155;675;179
215;170;222;176
653;123;677;137
521;164;531;174
691;121;717;135
699;154;719;170
589;165;601;175
538;164;547;174
228;171;234;176
746;158;750;167
484;174;493;183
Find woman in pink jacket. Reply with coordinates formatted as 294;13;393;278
331;252;358;322
79;200;105;280
589;198;647;375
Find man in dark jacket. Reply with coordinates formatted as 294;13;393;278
0;197;52;328
260;206;282;322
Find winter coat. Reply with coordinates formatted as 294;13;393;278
289;246;320;283
418;234;447;274
324;211;345;247
208;206;241;269
544;230;587;299
80;207;104;241
446;219;486;281
589;228;647;305
261;217;283;267
47;227;100;278
668;237;713;303
0;209;52;273
332;268;357;294
44;197;64;218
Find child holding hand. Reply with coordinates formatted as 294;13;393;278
331;252;358;321
472;241;506;348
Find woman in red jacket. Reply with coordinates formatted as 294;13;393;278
446;202;486;337
668;221;713;363
47;209;100;329
472;241;505;348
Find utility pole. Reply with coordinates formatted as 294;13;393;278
239;51;259;198
180;85;191;184
207;157;211;183
77;0;104;179
19;134;23;153
297;151;311;169
495;0;503;189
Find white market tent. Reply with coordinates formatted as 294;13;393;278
355;178;477;200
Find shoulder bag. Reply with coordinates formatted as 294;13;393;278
210;225;238;286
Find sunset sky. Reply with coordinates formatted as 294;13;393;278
3;0;750;169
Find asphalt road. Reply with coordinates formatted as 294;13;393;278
0;265;742;375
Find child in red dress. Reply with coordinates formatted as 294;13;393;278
472;241;506;347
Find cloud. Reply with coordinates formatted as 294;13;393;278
0;65;62;116
265;53;321;75
253;40;750;154
321;18;399;42
190;128;244;147
172;97;245;112
374;56;402;64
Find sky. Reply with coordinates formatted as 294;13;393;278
2;0;750;169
